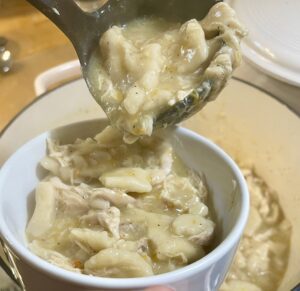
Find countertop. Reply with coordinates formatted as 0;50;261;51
0;0;76;131
0;3;73;285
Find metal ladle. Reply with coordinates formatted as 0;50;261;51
26;0;222;128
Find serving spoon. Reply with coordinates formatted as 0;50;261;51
26;0;223;128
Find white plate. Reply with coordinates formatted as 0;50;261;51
227;0;300;86
0;78;300;290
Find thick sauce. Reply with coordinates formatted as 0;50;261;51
25;2;290;286
221;168;291;291
26;127;215;277
88;3;246;142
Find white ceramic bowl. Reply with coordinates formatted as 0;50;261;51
0;119;249;291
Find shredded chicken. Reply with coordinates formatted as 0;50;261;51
27;127;215;278
220;168;291;291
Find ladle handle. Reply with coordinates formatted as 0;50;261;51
26;0;96;65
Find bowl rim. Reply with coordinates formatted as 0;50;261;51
0;119;249;289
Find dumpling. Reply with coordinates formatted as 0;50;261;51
94;126;123;147
70;229;115;252
171;214;214;245
148;227;204;264
89;187;135;208
176;19;208;73
100;167;152;193
26;182;57;239
161;175;199;210
84;248;153;277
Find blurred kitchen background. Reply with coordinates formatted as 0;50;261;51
1;2;76;286
0;0;77;131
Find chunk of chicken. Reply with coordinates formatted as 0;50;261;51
81;207;120;239
188;170;208;200
97;207;120;238
203;49;233;98
47;177;89;215
58;189;89;216
201;2;247;69
89;187;135;208
201;2;247;38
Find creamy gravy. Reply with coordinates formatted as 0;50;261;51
221;168;291;291
26;127;215;277
88;3;246;142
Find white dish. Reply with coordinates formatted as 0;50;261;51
0;77;300;290
227;0;300;86
0;119;249;291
